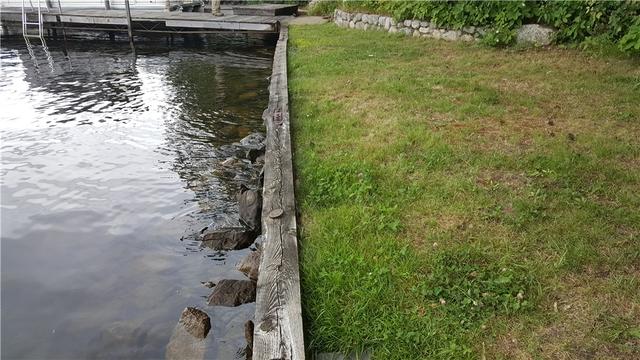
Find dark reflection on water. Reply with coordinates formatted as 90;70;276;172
1;36;273;359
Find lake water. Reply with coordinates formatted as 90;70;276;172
0;36;273;359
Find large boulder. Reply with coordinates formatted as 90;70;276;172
208;279;256;307
237;248;262;281
201;228;256;250
516;24;555;46
238;185;262;231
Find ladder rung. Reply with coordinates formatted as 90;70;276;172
24;22;41;25
23;34;42;38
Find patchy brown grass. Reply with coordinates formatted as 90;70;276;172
290;24;640;359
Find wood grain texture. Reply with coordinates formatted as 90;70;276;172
253;27;305;360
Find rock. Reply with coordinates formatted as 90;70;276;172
412;30;421;37
411;20;420;29
244;320;254;359
208;279;256;307
239;133;265;151
463;26;476;34
432;30;442;40
201;281;215;288
442;30;460;41
378;16;385;27
238;185;261;230
349;21;355;29
384;17;391;30
420;21;429;28
401;27;413;36
245;148;263;163
201;228;256;250
237;248;262;281
418;27;430;34
363;23;369;31
461;34;474;42
221;157;238;166
179;307;211;339
353;13;361;22
389;18;397;26
166;324;206;360
516;24;555;46
476;28;486;36
388;26;398;34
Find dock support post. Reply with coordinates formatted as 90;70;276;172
124;0;136;55
104;0;110;10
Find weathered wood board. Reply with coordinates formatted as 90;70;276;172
0;8;282;32
253;27;305;360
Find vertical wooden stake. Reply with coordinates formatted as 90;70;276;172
124;0;135;55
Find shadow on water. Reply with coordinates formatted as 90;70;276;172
0;34;274;359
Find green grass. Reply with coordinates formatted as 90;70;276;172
289;24;640;359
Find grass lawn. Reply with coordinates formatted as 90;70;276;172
288;24;640;359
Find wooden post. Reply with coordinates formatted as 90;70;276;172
104;0;110;10
124;0;135;55
252;27;305;360
211;0;222;16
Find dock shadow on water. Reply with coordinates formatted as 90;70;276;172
0;34;274;359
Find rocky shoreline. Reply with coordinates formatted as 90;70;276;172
167;131;267;360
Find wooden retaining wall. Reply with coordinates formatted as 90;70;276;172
253;27;305;360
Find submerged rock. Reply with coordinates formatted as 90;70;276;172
207;279;256;307
221;157;240;167
244;320;254;360
201;228;256;250
238;185;262;231
200;281;215;288
239;133;265;151
245;148;263;163
237;248;262;281
166;312;207;360
179;307;211;339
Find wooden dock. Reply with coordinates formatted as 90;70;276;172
0;8;284;34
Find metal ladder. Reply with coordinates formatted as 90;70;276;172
21;0;54;71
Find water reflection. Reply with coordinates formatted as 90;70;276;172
1;35;273;359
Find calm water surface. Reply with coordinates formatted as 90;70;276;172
1;37;273;359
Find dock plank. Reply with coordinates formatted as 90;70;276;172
0;8;280;32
